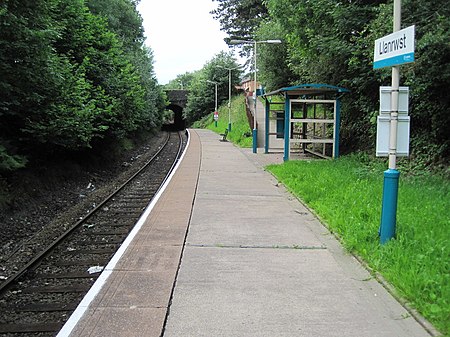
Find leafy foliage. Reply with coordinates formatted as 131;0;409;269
0;0;163;169
0;145;27;171
165;72;196;90
211;0;268;42
183;52;242;125
215;0;449;166
255;20;295;91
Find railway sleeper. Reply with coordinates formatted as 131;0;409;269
79;238;125;246
87;228;130;235
21;284;90;293
53;259;109;267
5;302;78;312
121;195;152;200
36;272;101;279
64;248;116;255
0;322;63;333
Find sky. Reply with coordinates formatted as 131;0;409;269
137;0;229;85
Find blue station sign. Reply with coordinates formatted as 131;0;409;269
373;25;415;69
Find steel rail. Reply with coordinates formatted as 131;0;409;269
0;132;180;295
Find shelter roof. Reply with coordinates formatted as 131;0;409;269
263;83;349;97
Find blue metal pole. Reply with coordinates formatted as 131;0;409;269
265;98;270;154
379;169;400;244
252;128;257;153
334;98;341;158
283;94;290;161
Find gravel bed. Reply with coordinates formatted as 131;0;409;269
0;132;169;281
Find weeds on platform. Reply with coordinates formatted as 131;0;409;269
266;154;449;335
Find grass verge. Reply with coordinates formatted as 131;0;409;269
266;154;449;335
192;95;253;147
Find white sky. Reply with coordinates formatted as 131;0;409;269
137;0;229;85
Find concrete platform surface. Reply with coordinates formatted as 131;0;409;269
61;128;433;337
60;130;201;337
163;129;431;337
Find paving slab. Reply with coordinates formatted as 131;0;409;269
163;129;431;337
165;247;422;337
71;307;166;337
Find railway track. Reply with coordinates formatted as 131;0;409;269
0;131;186;336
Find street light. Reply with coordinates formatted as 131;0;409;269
230;39;282;153
217;65;241;132
206;80;219;127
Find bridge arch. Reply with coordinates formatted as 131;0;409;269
163;90;188;131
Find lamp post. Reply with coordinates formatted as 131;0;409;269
230;39;282;153
206;80;219;127
217;65;240;132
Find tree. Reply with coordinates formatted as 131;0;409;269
86;0;145;52
401;0;450;164
255;20;295;91
211;0;269;60
0;0;64;156
165;72;196;90
184;52;242;125
211;0;449;164
86;0;163;133
0;0;164;171
211;0;268;42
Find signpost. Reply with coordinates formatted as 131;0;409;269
374;0;414;244
213;111;219;128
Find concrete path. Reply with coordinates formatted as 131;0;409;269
163;129;431;337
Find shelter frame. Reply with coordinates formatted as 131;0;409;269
263;84;349;161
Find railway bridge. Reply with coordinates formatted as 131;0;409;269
165;89;188;130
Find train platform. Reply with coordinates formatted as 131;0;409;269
60;129;432;337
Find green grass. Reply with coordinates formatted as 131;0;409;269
192;95;253;147
266;154;449;335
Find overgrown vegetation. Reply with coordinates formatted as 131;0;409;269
214;0;449;169
193;95;252;147
0;0;164;171
266;156;449;334
165;51;242;126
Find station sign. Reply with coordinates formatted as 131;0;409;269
373;25;415;69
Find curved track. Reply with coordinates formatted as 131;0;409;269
0;131;186;336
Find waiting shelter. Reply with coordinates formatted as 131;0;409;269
262;84;349;161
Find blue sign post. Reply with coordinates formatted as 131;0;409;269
374;2;415;244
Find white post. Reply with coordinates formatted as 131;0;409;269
214;82;218;112
252;41;258;153
228;68;232;131
389;0;401;170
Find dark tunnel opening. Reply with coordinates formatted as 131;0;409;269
162;104;186;131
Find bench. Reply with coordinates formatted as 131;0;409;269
220;129;229;142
